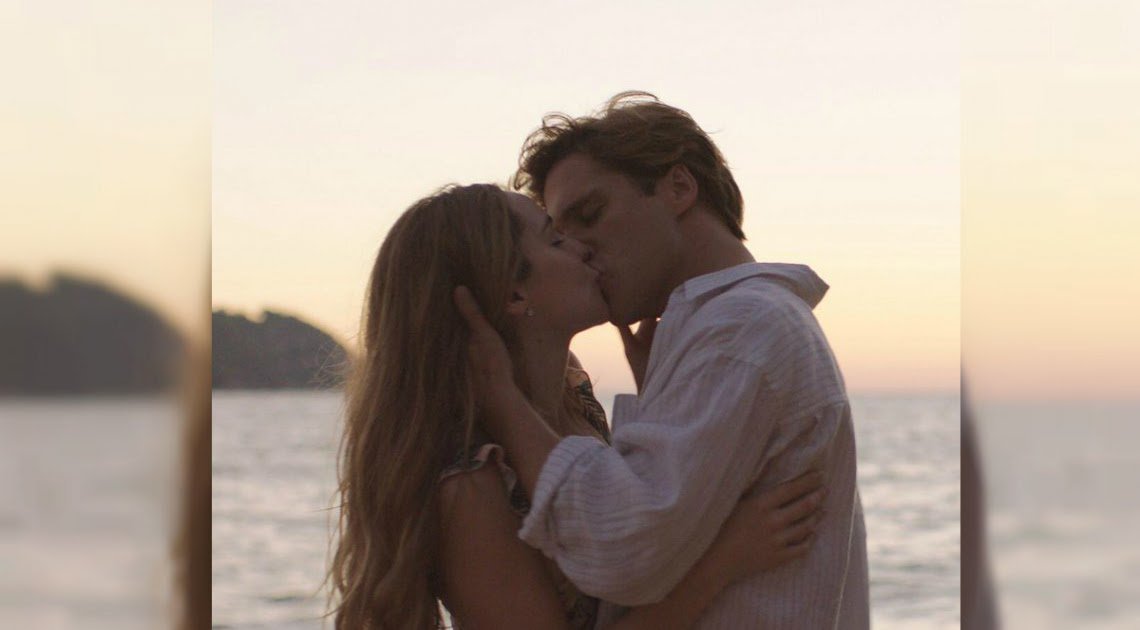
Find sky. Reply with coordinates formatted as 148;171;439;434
1;0;210;339
212;0;961;396
962;0;1140;401
4;2;1135;400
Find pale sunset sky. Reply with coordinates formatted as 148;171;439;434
212;0;960;397
963;0;1140;402
15;2;1134;401
2;0;209;338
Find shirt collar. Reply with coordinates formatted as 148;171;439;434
672;262;830;309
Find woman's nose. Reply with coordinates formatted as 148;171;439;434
564;235;593;262
581;246;594;264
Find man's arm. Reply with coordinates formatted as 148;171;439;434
454;287;795;605
439;460;825;630
519;355;777;605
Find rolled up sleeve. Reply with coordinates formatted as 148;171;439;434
518;355;775;606
611;394;638;425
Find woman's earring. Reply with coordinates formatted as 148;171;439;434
525;306;535;317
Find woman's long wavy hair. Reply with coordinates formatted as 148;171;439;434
327;184;584;628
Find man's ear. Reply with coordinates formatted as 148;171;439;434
657;163;699;217
504;288;529;318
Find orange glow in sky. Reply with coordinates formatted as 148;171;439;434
212;0;961;395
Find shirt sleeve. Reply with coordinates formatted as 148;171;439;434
518;352;777;606
611;393;638;428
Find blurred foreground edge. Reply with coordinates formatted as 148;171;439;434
177;341;211;630
962;375;999;629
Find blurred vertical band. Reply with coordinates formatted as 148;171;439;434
177;339;211;630
961;377;998;629
1;0;210;628
965;0;1140;626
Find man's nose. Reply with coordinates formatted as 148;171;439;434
565;235;595;264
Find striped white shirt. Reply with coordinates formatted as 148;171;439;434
519;263;870;629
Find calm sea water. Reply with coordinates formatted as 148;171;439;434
211;391;961;629
0;397;179;629
6;394;1134;627
975;401;1140;629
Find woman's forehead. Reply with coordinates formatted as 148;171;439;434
505;192;547;230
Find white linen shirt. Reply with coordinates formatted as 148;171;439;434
518;262;870;629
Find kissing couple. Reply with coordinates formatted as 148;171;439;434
327;92;869;629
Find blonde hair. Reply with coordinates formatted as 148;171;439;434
327;184;602;628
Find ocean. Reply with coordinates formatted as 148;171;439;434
209;390;961;629
0;397;179;629
974;401;1140;629
6;393;1136;628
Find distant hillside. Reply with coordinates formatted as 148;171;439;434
0;273;186;394
211;310;348;389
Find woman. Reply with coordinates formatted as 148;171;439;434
327;184;825;628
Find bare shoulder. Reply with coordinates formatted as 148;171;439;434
439;463;511;525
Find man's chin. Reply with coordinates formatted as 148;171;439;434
605;299;649;327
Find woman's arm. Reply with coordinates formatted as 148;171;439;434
439;467;824;630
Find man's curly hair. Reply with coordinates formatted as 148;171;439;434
512;91;745;240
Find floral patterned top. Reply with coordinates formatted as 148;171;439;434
438;371;611;630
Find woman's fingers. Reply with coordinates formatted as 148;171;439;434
778;507;826;546
724;471;828;572
453;286;494;338
760;470;825;510
453;286;515;398
776;486;827;526
454;285;507;362
779;531;817;561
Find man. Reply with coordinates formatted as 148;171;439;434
455;92;869;628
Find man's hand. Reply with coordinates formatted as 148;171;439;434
453;286;520;416
617;317;658;393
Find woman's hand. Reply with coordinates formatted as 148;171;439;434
712;470;827;584
454;286;520;413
